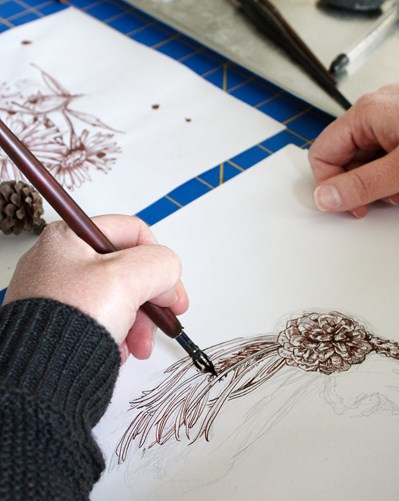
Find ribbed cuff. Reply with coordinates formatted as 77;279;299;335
0;297;120;427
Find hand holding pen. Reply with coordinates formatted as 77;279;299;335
0;119;216;375
309;83;399;218
4;214;189;363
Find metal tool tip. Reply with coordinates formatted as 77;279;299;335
194;349;218;377
175;330;217;376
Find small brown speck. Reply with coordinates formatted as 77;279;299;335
185;118;192;122
21;40;32;45
152;104;160;110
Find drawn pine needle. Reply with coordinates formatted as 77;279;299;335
116;335;284;462
115;311;399;463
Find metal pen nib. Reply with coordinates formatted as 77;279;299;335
175;331;217;376
0;119;216;377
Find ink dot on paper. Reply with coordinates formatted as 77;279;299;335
185;118;192;122
21;40;32;45
152;104;160;110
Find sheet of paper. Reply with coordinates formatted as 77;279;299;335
92;145;399;501
0;7;283;289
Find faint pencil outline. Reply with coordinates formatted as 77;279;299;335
115;310;399;463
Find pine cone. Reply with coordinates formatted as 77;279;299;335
0;181;46;235
277;312;373;375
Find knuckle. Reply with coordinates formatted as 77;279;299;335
37;220;64;244
349;171;370;204
41;220;67;236
159;244;182;273
37;220;82;255
354;89;393;121
133;215;150;229
376;83;399;95
353;93;381;127
354;91;375;109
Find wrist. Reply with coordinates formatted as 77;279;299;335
0;297;120;426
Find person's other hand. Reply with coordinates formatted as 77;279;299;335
4;214;188;362
309;84;399;217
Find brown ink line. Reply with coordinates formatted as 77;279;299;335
115;311;399;460
219;163;224;185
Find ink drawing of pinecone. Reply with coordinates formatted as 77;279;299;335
0;180;46;235
277;311;373;375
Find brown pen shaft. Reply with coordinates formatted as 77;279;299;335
0;119;182;338
259;0;337;86
238;0;351;110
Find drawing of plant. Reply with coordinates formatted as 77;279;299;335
115;311;399;463
0;65;122;190
45;129;121;190
0;113;62;181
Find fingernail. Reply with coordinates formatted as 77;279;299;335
351;209;365;219
387;197;399;206
314;185;342;211
150;332;156;354
119;342;129;364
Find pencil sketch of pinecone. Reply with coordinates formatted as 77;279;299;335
277;311;373;375
0;181;46;235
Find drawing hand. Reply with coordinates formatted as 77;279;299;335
308;83;399;218
4;214;188;363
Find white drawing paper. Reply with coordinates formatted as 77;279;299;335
0;7;283;289
92;144;399;501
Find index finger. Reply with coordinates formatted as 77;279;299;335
91;214;157;250
309;89;398;185
308;112;360;184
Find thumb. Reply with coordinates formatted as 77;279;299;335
313;147;399;213
88;244;183;344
